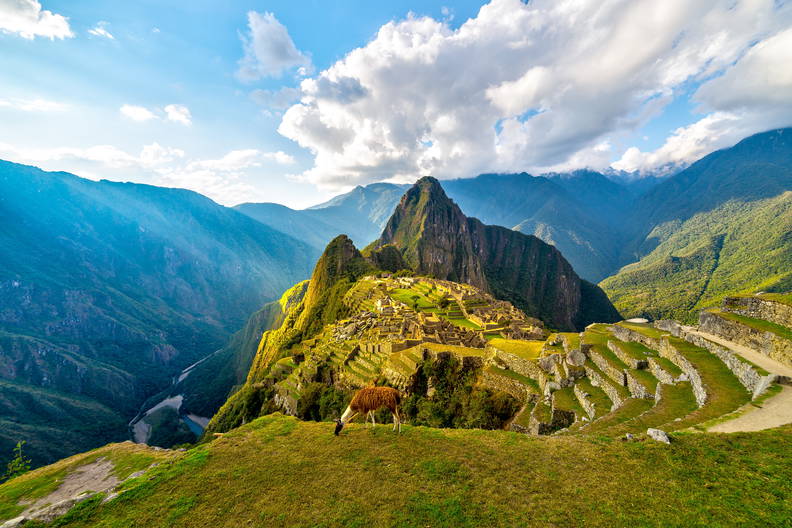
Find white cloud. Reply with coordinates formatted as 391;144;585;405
236;11;312;81
0;97;68;112
140;143;185;167
0;0;73;39
0;141;292;205
88;21;114;39
188;149;295;171
274;0;792;189
164;104;192;126
120;104;158;122
613;27;792;174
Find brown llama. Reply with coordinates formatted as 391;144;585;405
334;386;402;435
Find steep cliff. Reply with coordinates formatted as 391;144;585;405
372;177;620;330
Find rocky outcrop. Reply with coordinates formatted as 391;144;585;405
372;177;620;330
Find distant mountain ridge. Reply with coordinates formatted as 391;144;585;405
0;161;318;465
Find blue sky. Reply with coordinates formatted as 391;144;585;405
1;1;791;207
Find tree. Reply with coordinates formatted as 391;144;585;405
410;295;420;310
2;441;31;483
438;296;451;310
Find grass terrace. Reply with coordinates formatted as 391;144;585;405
486;366;541;394
574;378;612;418
582;399;655;435
664;337;751;431
709;309;792;341
615;322;668;339
489;338;544;360
605;382;698;436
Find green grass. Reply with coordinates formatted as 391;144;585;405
709;309;792;341
664;338;751;431
758;292;792;307
33;414;792;527
486;366;540;393
628;369;659;395
699;384;784;430
558;332;581;351
615;322;667;339
583;360;631;400
488;338;544;360
604;383;698;436
0;442;172;522
446;317;482;330
612;339;655;361
650;356;684;378
574;379;612;418
552;388;585;418
582;399;655;435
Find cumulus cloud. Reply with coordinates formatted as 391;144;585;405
164;104;192;126
120;104;157;122
236;11;312;81
613;27;792;174
88;21;114;39
0;0;72;39
274;0;792;189
251;87;303;111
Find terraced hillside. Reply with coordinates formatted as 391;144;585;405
207;234;792;440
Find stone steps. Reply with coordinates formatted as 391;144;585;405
573;378;612;419
583;360;630;409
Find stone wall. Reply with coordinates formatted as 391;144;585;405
656;318;778;398
573;383;596;419
624;370;654;400
583;365;625;409
589;349;626;386
607;340;648;369
647;358;683;385
480;369;534;400
610;325;664;350
658;338;707;407
723;296;792;329
700;311;792;369
488;345;549;389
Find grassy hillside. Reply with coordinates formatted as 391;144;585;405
602;194;792;321
4;414;789;527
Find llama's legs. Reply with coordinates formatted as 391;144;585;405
371;411;376;427
392;412;398;432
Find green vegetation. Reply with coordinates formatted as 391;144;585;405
603;193;792;322
489;338;544;360
1;442;31;484
709;309;792;341
402;356;519;430
0;442;172;523
18;415;790;527
665;338;751;431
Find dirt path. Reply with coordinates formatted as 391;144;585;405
15;458;119;522
683;328;792;377
708;385;792;433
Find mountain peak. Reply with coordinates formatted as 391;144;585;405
372;179;620;329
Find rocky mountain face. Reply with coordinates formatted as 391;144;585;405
0;161;318;465
372;177;620;330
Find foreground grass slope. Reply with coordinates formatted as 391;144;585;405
6;414;789;528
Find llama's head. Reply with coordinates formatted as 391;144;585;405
334;419;344;435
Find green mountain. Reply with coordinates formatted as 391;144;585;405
0;161;318;465
604;128;792;321
371;177;621;330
